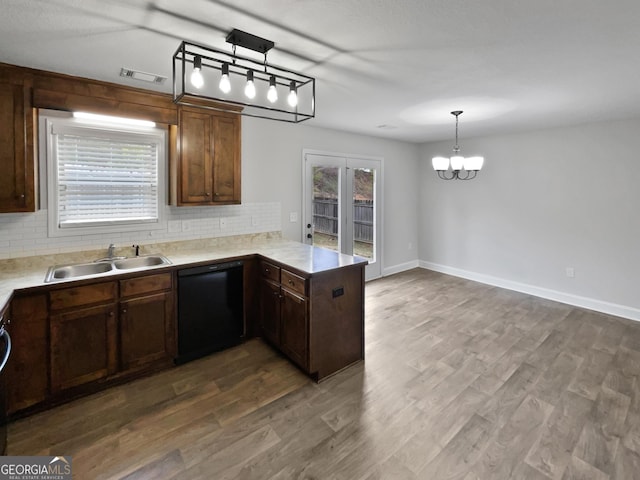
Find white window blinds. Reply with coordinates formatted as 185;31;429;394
52;124;161;228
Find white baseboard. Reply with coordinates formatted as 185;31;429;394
383;260;420;277
419;260;640;322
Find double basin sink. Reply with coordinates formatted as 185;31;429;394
45;255;172;283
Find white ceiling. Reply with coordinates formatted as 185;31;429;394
2;0;640;143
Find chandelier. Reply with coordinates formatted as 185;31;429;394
432;111;484;180
173;29;315;123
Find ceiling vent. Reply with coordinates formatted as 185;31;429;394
119;68;167;85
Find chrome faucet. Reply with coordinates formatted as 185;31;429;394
107;243;116;259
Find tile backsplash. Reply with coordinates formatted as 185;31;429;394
0;202;281;259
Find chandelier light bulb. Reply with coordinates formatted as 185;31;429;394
450;155;464;171
219;63;231;93
287;81;298;107
463;156;484;171
432;157;450;171
244;70;256;99
267;76;278;103
190;56;204;89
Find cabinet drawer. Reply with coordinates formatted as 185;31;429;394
50;281;117;310
120;273;172;298
260;261;280;282
281;269;307;296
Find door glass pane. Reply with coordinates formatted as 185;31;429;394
352;167;375;260
312;166;340;252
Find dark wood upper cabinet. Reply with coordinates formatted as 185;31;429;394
173;107;241;206
0;81;36;212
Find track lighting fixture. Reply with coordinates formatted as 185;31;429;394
173;29;315;123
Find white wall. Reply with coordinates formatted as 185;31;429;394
418;117;640;319
242;117;420;272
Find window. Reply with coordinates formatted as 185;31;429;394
44;112;166;237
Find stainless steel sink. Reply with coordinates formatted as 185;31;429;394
44;255;171;282
113;255;171;270
46;262;114;282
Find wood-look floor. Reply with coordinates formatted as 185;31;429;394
9;268;640;479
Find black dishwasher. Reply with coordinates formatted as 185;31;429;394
176;260;244;364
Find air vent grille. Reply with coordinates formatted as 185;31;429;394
119;68;167;84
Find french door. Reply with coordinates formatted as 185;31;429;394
303;152;382;281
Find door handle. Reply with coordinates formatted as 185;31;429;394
306;233;312;239
0;327;11;373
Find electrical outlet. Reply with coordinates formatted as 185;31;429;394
565;267;575;278
181;220;192;232
251;216;259;227
289;212;298;223
219;217;227;229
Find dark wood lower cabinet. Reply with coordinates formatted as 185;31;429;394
7;271;176;417
120;292;174;372
259;278;281;346
258;258;364;380
280;288;308;370
50;304;118;392
6;294;48;414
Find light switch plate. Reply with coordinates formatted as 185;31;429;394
289;212;298;222
219;217;227;229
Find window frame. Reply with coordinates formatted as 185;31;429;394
43;112;167;238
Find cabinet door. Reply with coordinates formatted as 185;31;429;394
179;109;213;204
120;292;174;371
280;288;309;370
50;304;117;392
259;278;281;346
0;83;35;212
6;294;48;413
212;114;240;203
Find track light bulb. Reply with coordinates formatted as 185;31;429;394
190;56;204;89
219;63;231;93
244;70;256;99
287;81;298;107
267;76;278;103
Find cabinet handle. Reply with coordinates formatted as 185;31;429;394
205;192;210;196
109;311;114;317
122;309;127;314
265;268;270;274
214;193;219;197
288;280;294;285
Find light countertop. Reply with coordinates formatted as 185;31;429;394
0;237;367;313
